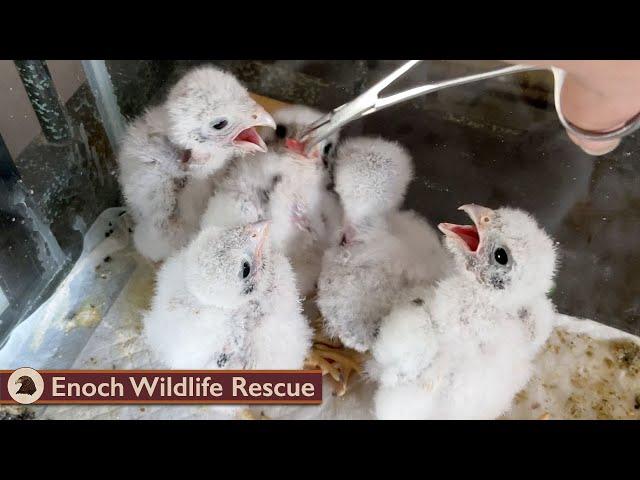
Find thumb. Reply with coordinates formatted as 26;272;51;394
566;133;620;157
506;60;639;155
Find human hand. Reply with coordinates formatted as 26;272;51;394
506;61;640;155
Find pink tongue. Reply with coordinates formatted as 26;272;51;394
458;232;479;251
285;138;307;155
451;226;479;252
235;127;262;146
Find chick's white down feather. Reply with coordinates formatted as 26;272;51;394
117;66;272;262
201;105;342;296
144;223;312;373
334;136;413;224
317;137;450;352
370;206;557;420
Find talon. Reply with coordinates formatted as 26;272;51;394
237;409;270;420
237;409;257;420
304;316;366;397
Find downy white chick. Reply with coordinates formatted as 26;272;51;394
317;137;449;352
144;220;312;372
118;65;275;262
370;204;557;420
200;105;342;296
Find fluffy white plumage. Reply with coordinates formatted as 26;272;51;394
117;65;275;262
370;205;557;419
334;136;413;225
144;220;312;373
201;105;342;295
317;137;449;352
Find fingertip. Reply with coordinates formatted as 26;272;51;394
567;132;620;156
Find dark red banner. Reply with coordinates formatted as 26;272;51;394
0;369;322;405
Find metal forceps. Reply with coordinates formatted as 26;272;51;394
299;60;640;153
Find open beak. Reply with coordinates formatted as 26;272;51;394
283;137;323;163
438;204;494;253
247;220;270;265
233;107;276;153
285;138;307;155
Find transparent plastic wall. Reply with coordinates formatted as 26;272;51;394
0;60;119;344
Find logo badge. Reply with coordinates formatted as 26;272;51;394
7;368;44;404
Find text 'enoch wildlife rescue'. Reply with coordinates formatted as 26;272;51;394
0;369;322;404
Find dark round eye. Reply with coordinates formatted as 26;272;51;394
323;142;333;155
494;248;508;265
212;119;228;130
241;261;251;279
275;124;287;139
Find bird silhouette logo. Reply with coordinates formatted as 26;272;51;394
15;376;37;395
7;367;44;404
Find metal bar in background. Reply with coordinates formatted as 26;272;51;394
13;60;72;143
0;130;19;181
81;60;126;151
0;286;7;317
0;129;69;344
0;133;17;318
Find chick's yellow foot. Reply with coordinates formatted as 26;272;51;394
237;409;271;420
304;338;365;397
